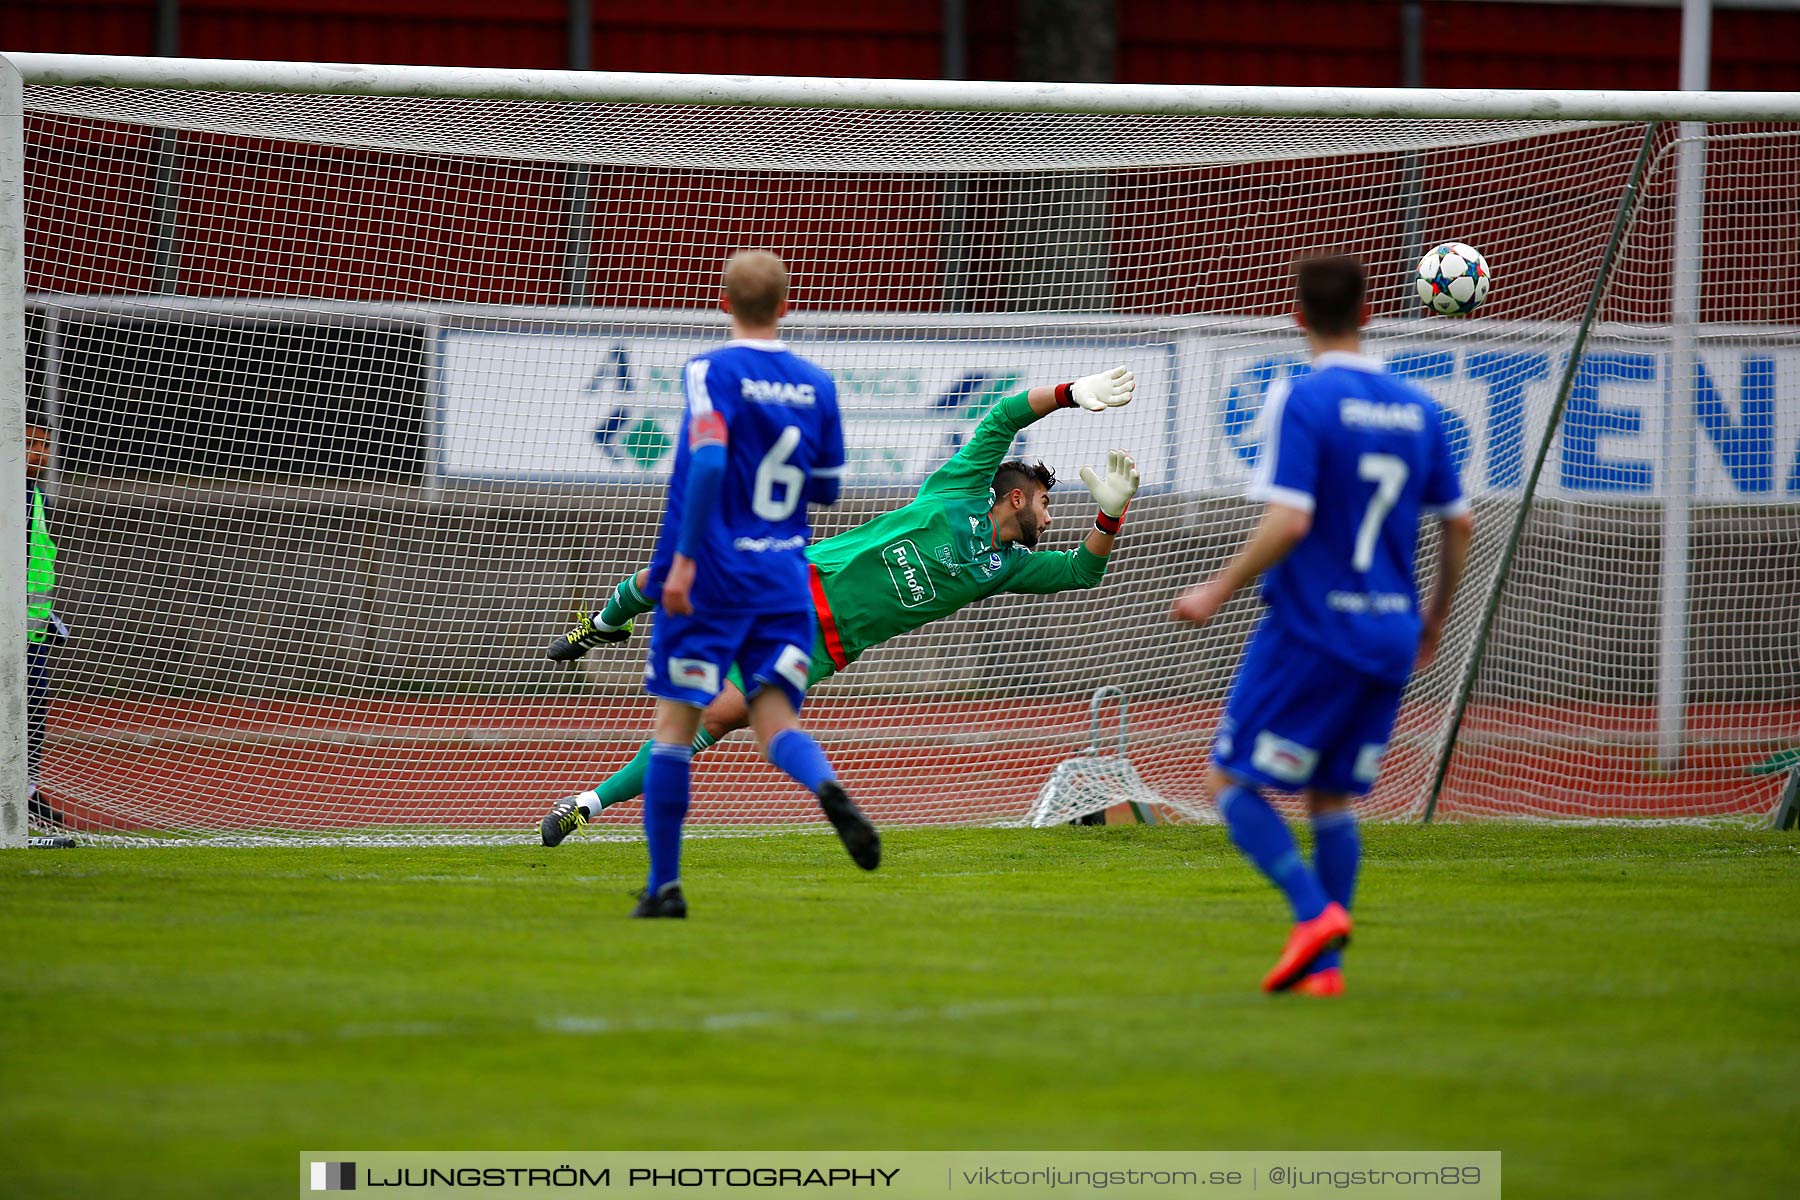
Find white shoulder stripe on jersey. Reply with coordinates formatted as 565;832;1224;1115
811;464;845;478
1249;378;1313;509
684;359;712;416
1246;483;1316;513
1423;496;1472;519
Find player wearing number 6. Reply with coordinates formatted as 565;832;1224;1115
630;249;875;918
542;365;1141;845
1171;255;1474;995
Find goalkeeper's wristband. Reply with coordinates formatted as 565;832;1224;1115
1055;382;1077;408
1095;507;1125;536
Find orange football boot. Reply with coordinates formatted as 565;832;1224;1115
1262;902;1352;993
1293;966;1345;997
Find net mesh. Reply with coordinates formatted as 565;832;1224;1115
17;82;1799;842
1438;126;1800;820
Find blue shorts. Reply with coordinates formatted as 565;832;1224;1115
1212;620;1407;796
645;606;817;711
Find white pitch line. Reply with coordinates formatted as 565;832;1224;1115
137;994;1213;1050
537;996;1093;1039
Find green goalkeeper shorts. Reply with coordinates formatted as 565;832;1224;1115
723;628;841;700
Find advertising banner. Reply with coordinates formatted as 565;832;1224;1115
1195;338;1800;503
438;328;1185;488
441;320;1800;502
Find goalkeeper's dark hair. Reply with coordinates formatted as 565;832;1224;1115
1295;254;1367;336
992;459;1056;501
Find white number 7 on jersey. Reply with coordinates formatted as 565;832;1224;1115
1354;453;1409;573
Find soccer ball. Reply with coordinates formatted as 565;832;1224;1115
1416;242;1492;316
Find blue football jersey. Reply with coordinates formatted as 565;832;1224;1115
1248;350;1467;682
647;338;845;615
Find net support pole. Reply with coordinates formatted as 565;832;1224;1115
939;0;971;312
567;0;590;71
1659;0;1709;769
423;314;444;502
941;0;966;80
1393;0;1425;316
1422;120;1662;823
41;305;60;499
0;55;27;848
562;0;594;306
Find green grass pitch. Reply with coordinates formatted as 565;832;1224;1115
3;825;1796;1199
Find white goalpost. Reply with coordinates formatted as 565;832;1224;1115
3;53;1797;846
1;56;26;849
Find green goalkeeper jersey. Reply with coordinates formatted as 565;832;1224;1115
805;389;1108;668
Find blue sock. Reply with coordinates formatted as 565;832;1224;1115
1309;807;1361;972
766;728;836;795
642;741;693;894
1217;783;1329;922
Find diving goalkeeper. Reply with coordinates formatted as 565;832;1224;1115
539;366;1142;845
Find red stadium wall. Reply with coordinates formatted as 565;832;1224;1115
8;2;1800;313
1117;1;1800;91
1419;2;1800;92
8;2;1797;87
182;0;570;70
1;0;945;75
5;1;154;57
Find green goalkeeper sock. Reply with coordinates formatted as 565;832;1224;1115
585;726;722;813
597;574;653;631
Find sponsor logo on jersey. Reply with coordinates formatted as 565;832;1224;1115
667;656;721;694
1354;743;1387;784
1251;732;1319;784
1340;397;1425;432
934;543;960;575
881;538;938;609
966;546;1005;580
740;378;817;406
773;644;812;694
733;534;807;553
1327;590;1413;614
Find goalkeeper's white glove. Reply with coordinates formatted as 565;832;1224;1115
1079;448;1140;534
1057;366;1135;412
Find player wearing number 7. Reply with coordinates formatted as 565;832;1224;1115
541;367;1142;845
1171;255;1474;995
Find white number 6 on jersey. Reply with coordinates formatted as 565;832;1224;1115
753;425;806;521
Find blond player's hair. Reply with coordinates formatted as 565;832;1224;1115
723;249;789;326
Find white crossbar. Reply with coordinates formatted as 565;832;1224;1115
4;52;1799;122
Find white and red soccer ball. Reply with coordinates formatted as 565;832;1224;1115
1417;242;1492;316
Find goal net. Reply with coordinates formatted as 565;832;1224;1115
7;59;1798;842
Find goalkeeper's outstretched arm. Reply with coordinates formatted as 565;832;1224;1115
922;366;1136;499
1028;365;1136;419
1005;448;1141;595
